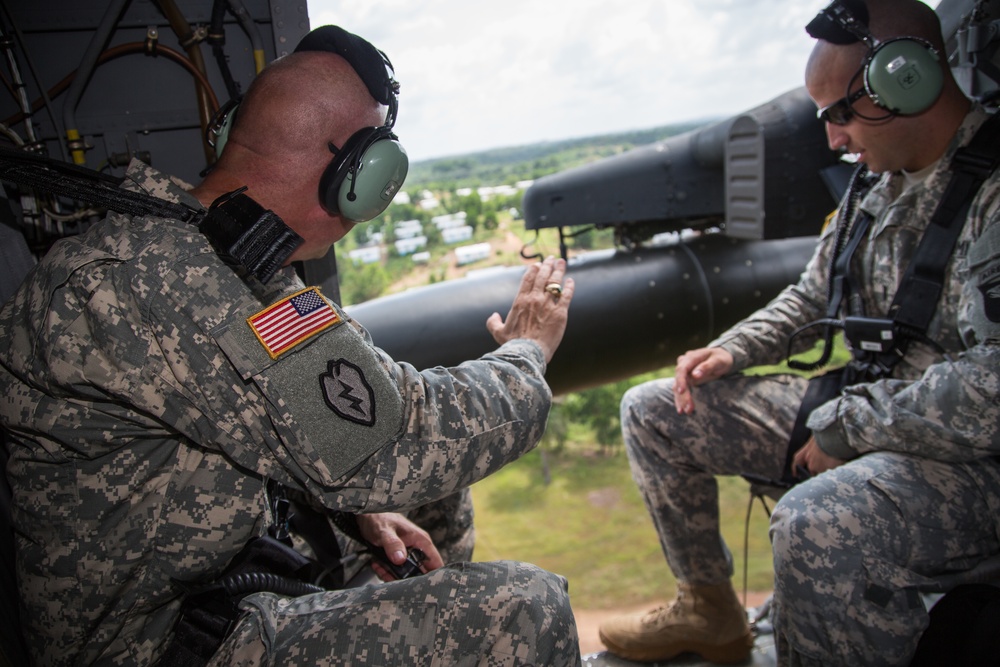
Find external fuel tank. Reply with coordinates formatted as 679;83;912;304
347;233;816;396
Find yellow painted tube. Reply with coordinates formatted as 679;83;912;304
66;128;85;165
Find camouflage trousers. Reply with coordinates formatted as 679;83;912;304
620;372;806;585
622;372;1000;666
771;452;1000;666
206;560;581;667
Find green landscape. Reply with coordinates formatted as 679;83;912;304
332;120;713;306
334;120;844;615
468;383;778;612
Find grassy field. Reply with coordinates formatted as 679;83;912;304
469;341;852;612
469;437;776;611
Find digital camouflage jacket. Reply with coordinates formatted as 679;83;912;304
711;105;1000;463
0;160;553;666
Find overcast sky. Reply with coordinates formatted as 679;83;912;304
306;1;935;163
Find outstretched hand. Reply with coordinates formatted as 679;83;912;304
486;256;575;364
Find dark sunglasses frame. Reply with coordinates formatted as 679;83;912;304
816;87;868;125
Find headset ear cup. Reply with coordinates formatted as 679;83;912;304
319;127;373;215
338;138;408;222
319;127;409;222
864;37;943;115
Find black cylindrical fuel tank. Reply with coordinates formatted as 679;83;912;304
346;234;817;395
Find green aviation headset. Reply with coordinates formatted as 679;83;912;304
209;25;408;223
807;0;944;117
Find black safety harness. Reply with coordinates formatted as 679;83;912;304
789;111;1000;381
776;111;1000;484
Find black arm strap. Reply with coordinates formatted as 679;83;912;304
0;147;302;284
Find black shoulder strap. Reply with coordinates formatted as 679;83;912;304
890;112;1000;332
0;147;302;284
787;166;876;372
787;113;1000;374
827;208;873;320
0;146;201;222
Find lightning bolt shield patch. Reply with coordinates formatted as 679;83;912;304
320;358;376;427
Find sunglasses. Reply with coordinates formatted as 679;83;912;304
816;87;868;125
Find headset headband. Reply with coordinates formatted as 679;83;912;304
296;25;409;221
294;25;400;128
805;1;943;117
806;0;872;46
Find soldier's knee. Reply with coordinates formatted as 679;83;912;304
770;480;862;581
505;561;572;615
480;561;579;665
620;380;676;435
619;384;646;428
770;497;804;570
770;485;832;571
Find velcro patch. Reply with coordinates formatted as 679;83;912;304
213;294;404;484
248;287;340;358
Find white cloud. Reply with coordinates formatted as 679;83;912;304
304;1;929;162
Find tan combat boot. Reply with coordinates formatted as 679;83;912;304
598;581;754;664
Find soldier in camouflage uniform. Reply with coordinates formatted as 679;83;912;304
599;1;1000;665
0;26;580;667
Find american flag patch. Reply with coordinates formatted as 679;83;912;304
248;287;340;359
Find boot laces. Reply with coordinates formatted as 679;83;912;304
640;589;689;627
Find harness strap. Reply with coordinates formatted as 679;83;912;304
789;112;1000;376
787;168;875;372
828;209;873;320
890;113;1000;332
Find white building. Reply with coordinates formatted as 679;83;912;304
394;219;423;239
477;185;518;201
348;246;382;264
418;196;440;211
455;242;491;266
395;236;427;255
442;225;474;244
395;226;423;240
432;211;467;229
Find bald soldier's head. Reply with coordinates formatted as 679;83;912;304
193;49;387;261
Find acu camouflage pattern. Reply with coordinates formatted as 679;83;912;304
621;106;1000;666
0;160;576;666
208;561;578;667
